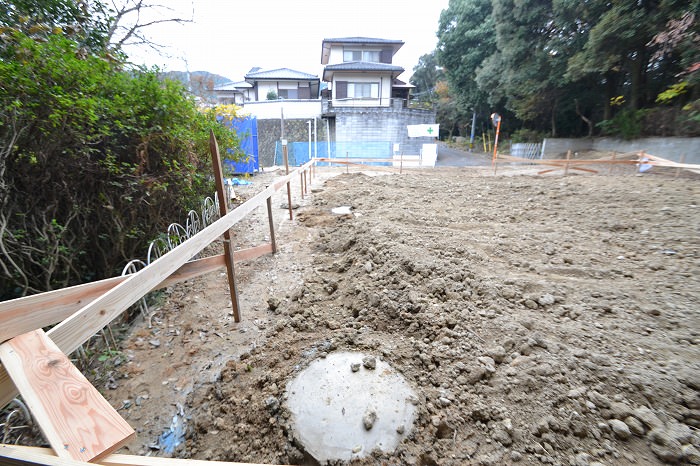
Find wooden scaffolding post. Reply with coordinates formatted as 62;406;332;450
266;196;278;254
209;131;241;323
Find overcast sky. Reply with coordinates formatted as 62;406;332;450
120;0;450;83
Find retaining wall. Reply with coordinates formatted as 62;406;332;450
257;118;328;168
333;106;436;156
542;137;700;164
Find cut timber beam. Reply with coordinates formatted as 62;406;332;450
0;330;134;462
0;243;273;344
0;444;291;466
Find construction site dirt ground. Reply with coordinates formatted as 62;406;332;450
80;161;700;464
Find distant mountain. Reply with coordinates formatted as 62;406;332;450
159;71;232;103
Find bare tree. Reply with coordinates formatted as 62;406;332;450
104;0;194;52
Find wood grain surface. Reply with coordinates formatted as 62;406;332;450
0;330;134;462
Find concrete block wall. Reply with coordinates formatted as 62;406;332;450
334;107;436;156
542;137;699;164
257;118;328;167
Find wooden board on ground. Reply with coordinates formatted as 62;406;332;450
0;445;290;466
0;330;135;462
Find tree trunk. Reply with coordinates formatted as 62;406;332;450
550;98;558;137
575;99;594;137
603;72;617;120
629;50;645;110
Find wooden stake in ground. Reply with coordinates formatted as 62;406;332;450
564;150;571;177
491;113;502;175
676;153;685;179
209;131;241;323
0;330;134;462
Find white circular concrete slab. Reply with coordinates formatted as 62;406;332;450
286;351;417;463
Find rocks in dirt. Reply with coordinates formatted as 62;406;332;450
632;405;663;430
264;396;279;414
524;299;539;310
148;339;161;348
362;408;377;430
623;416;645;436
280;202;300;210
267;297;280;312
587;390;611;409
362;356;376;370
683;444;700;464
491;422;513;446
477;356;496;374
350;362;361;372
537;293;555;307
486;346;507;364
608;419;631;439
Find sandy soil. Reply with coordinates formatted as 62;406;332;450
98;162;699;465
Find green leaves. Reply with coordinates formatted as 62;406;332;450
0;31;239;299
432;0;699;137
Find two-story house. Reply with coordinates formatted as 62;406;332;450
320;37;435;159
321;37;409;107
213;37;435;168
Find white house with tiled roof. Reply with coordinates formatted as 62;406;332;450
321;37;410;107
213;80;253;105
213;37;434;167
244;67;320;101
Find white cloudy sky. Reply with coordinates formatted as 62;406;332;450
119;0;450;82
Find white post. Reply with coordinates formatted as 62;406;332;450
326;118;331;160
307;120;312;163
313;117;318;160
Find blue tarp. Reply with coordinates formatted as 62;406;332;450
221;116;259;174
275;141;394;167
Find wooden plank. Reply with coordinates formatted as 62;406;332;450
0;160;314;409
0;445;289;466
0;245;274;344
0;445;287;465
0;445;93;465
0;330;134;462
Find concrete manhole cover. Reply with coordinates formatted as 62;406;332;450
286;351;417;463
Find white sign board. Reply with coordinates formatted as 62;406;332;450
407;124;439;138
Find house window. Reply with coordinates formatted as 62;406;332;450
343;49;380;62
348;82;379;99
278;89;298;99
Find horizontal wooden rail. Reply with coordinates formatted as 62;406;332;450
497;151;700;172
0;444;289;466
0;244;274;344
0;160;314;409
316;157;397;164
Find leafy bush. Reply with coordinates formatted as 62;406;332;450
0;32;239;299
596;109;647;139
510;128;545;143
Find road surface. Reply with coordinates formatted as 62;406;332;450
435;142;492;167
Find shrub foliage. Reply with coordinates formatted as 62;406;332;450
0;32;238;299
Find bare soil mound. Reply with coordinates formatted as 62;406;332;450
107;167;699;465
